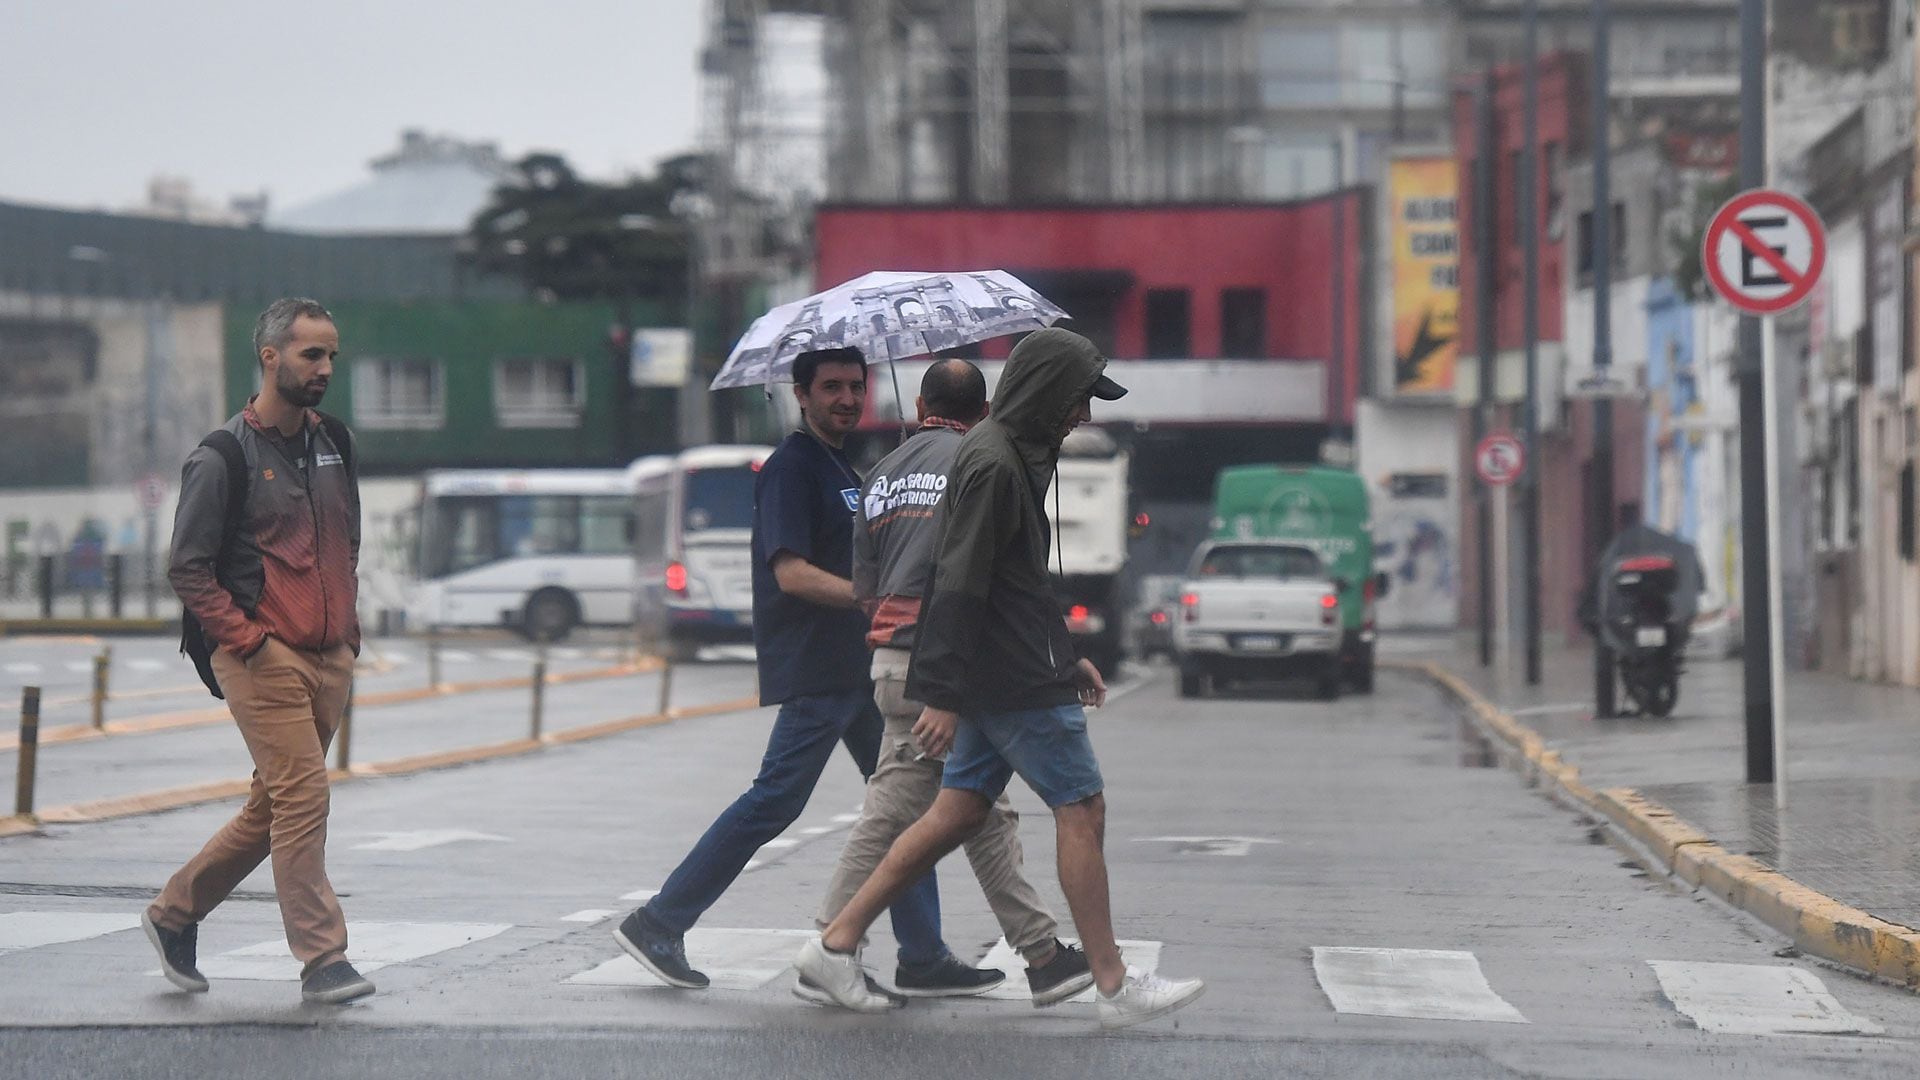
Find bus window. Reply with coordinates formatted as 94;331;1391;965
684;468;756;533
423;497;503;578
580;496;631;555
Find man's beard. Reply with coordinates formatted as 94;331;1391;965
280;369;327;407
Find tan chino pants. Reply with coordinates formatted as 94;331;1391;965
150;637;354;977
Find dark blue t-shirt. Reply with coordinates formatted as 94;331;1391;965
751;430;871;704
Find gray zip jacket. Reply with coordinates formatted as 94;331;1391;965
853;420;970;651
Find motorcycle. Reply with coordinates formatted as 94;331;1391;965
1601;555;1685;717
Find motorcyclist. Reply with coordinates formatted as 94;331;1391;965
1577;505;1706;654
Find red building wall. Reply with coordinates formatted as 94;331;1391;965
813;198;1368;425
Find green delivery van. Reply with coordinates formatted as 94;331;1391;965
1210;464;1388;692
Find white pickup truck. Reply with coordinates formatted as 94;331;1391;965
1173;540;1344;700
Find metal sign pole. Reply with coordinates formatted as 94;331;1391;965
1590;0;1618;719
1736;0;1778;785
1520;0;1544;687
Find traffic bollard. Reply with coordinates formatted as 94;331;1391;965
335;681;354;772
530;655;547;740
107;554;124;618
427;627;442;690
16;687;40;817
91;648;111;730
656;655;674;718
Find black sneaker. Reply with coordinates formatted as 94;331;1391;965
793;972;907;1010
300;960;375;1004
1026;939;1095;1008
893;953;1005;998
141;910;208;993
613;908;709;989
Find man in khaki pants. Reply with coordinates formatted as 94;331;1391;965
143;298;372;1005
814;359;1093;1006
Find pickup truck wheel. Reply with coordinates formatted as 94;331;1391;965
1316;668;1342;701
1178;670;1203;698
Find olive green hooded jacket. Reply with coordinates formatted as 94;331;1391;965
905;328;1110;713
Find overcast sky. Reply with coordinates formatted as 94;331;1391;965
0;0;701;213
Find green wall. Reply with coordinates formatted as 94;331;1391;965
225;300;678;473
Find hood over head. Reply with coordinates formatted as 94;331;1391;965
989;327;1120;451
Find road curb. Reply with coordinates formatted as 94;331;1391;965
0;661;660;753
1392;658;1920;989
3;693;767;832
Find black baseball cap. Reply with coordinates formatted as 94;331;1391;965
1090;372;1128;400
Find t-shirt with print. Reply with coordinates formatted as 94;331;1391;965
750;429;871;705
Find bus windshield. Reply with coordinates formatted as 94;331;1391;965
683;467;756;534
422;494;632;579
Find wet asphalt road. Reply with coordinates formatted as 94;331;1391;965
5;652;1920;1078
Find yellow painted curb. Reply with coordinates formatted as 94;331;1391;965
1398;657;1920;989
0;814;39;838
11;692;762;829
0;662;656;752
349;738;543;777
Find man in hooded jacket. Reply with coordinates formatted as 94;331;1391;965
793;327;1207;1030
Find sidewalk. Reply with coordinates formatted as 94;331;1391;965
1409;636;1920;978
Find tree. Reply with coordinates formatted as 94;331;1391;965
465;151;698;308
1669;172;1740;303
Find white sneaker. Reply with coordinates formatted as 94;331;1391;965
792;938;898;1014
1097;966;1206;1030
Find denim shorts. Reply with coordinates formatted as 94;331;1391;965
941;703;1105;809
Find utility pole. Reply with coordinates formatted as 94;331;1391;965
1520;0;1544;686
1737;0;1778;783
1590;0;1617;717
1330;135;1346;442
1475;71;1499;669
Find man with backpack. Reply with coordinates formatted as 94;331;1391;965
142;298;374;1005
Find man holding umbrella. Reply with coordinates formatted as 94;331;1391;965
613;346;1001;1000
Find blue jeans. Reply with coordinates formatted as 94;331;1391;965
644;687;947;968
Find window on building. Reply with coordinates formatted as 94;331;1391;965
1220;288;1266;359
494;357;585;428
1543;142;1564;242
351;358;443;430
1259;25;1340;107
1145;289;1193;359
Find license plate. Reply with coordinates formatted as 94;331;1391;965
1237;634;1283;652
1635;627;1667;647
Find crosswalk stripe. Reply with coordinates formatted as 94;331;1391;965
976;937;1161;1003
3;663;39;676
570;927;813;991
488;649;534;664
562;910;620;924
126;659;166;673
1312;947;1527;1024
440;650;477;663
619;888;658;902
192;921;511;981
0;911;140;952
1648;961;1883;1036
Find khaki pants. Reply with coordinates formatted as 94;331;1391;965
150;638;354;977
817;649;1057;964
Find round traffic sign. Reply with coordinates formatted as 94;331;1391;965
1475;433;1525;487
134;473;168;511
1702;189;1826;315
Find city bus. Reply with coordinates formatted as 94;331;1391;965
411;468;638;641
633;445;773;659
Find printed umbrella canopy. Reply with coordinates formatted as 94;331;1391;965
709;269;1067;391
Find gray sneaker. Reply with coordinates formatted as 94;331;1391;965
792;938;897;1014
141;911;208;994
301;960;376;1005
1096;966;1205;1030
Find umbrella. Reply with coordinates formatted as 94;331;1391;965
709;269;1068;392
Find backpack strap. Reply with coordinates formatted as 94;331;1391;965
314;410;354;477
199;429;249;553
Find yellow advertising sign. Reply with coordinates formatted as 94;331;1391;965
1390;158;1460;394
